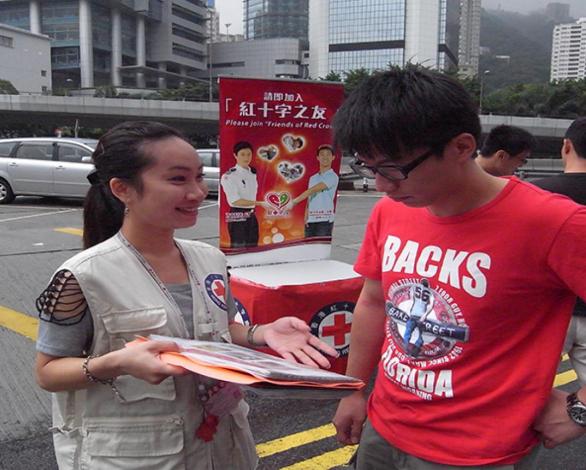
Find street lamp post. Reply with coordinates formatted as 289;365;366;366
208;40;213;102
479;69;490;115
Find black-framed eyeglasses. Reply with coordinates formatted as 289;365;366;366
350;148;436;182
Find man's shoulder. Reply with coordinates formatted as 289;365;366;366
222;166;237;177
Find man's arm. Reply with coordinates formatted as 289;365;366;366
534;388;586;448
332;278;387;445
293;181;328;205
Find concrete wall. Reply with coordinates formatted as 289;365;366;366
0;24;51;94
208;38;303;79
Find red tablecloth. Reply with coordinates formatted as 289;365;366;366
230;274;364;374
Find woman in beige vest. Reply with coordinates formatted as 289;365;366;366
34;121;338;470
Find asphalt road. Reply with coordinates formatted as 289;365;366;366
0;192;585;470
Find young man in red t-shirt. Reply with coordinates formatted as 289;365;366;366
332;66;586;469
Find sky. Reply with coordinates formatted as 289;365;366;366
481;0;586;18
214;0;244;35
213;0;586;36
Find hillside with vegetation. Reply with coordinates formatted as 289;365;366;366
479;8;556;93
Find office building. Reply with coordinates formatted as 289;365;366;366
0;22;51;93
207;3;220;43
551;17;586;81
243;0;308;42
308;0;460;79
0;0;209;90
205;37;304;80
458;0;480;78
545;3;572;24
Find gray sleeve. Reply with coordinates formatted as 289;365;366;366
35;269;94;357
36;311;94;357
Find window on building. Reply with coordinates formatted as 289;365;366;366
172;43;205;61
41;70;47;77
0;34;13;48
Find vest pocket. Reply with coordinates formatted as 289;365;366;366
101;307;177;403
101;306;169;351
82;416;185;470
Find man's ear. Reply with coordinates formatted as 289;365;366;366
109;177;131;205
561;138;573;157
495;150;510;161
448;133;478;162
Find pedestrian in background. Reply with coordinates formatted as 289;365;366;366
533;116;586;386
476;124;536;176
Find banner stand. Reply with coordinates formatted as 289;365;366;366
218;77;363;373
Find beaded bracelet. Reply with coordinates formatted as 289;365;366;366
82;354;125;401
246;324;260;346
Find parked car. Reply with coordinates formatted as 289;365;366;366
0;137;98;204
197;148;220;195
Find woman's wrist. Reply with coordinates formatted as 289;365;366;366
89;350;123;379
247;324;267;347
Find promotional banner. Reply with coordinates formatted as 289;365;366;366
218;77;345;257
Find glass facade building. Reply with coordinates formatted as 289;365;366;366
0;0;209;90
243;0;308;42
309;0;460;78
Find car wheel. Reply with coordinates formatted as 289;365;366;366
0;178;15;204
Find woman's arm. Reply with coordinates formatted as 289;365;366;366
35;340;187;393
229;318;338;369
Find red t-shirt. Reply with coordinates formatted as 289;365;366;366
355;178;586;466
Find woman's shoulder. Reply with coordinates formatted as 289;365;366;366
59;235;122;271
176;239;225;257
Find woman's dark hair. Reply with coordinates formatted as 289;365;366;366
333;64;481;161
83;121;186;249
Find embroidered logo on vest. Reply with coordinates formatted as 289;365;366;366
204;274;227;310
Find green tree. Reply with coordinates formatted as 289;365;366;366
321;71;342;82
0;79;18;95
343;68;372;94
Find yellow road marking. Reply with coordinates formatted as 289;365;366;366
0;301;580;468
257;424;335;458
554;369;577;387
280;445;357;470
0;305;38;341
54;227;83;237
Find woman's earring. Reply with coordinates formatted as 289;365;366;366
124;206;129;216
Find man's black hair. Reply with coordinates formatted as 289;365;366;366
233;141;253;155
565;117;586;159
479;125;536;157
333;64;481;161
316;144;334;155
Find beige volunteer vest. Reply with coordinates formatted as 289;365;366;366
49;234;257;470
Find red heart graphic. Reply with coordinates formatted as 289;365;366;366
266;192;290;210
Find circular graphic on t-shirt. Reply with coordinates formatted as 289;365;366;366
385;278;469;360
309;301;354;356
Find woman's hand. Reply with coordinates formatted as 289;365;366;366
259;316;339;369
112;340;188;384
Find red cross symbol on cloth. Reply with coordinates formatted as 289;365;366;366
321;313;351;347
212;280;225;301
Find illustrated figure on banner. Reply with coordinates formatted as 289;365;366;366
292;145;339;237
220;141;267;248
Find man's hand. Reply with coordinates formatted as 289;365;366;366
534;389;586;448
333;391;367;445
